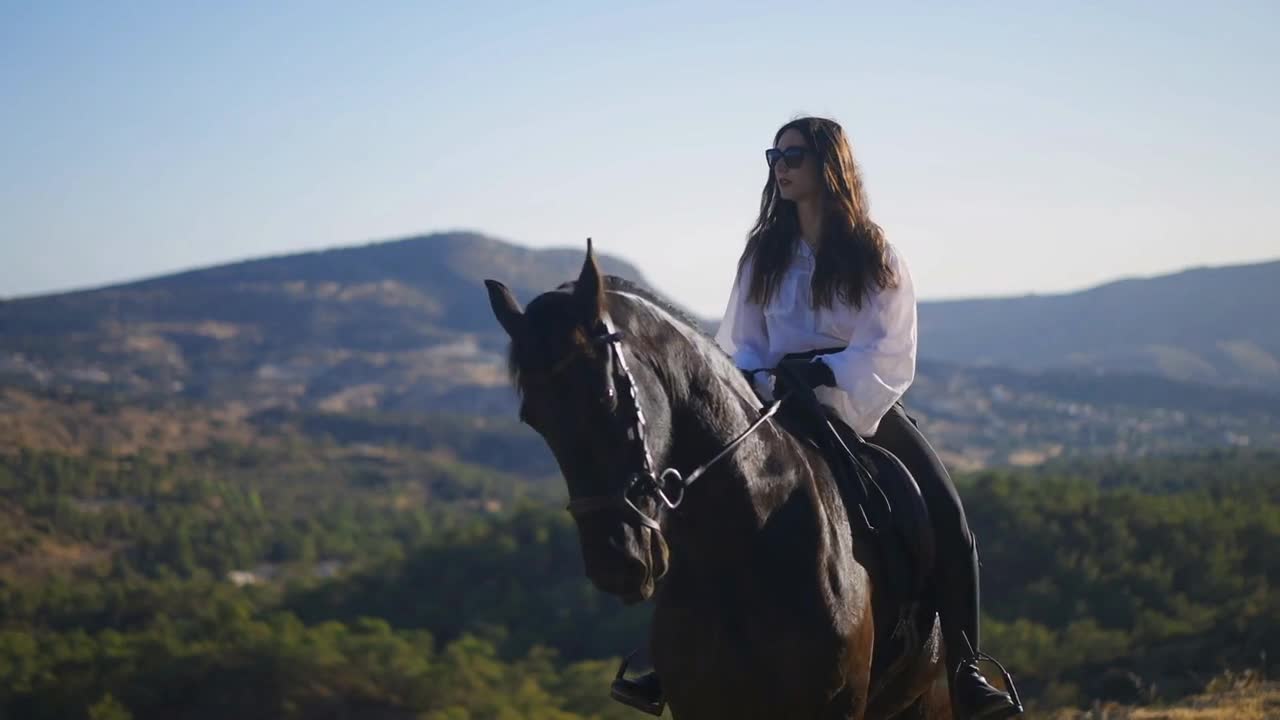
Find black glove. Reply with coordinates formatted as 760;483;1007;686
776;357;836;390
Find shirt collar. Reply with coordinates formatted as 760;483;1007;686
795;239;816;263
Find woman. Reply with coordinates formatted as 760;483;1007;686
612;117;1023;719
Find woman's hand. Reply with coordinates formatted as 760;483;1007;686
777;357;836;389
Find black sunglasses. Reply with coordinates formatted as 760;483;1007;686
766;146;808;169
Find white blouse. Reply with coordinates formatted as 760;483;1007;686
714;240;918;436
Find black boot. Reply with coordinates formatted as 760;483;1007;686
941;537;1023;720
610;650;665;717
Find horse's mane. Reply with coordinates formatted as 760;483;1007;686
506;274;724;393
601;275;714;341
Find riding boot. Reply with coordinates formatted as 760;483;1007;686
610;670;665;716
940;537;1024;720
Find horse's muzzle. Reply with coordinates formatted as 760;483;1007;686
581;523;669;603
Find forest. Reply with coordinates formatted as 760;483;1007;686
0;444;1276;718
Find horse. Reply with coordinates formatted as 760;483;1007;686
485;242;952;719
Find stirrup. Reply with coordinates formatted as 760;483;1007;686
954;650;1024;718
609;650;665;716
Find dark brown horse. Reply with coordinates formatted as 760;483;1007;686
486;244;952;719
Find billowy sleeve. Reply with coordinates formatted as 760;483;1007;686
714;256;769;371
818;246;918;435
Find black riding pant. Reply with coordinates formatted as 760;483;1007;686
868;404;973;554
869;403;983;655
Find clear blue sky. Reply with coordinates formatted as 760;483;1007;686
2;1;1277;315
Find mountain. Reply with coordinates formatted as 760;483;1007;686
0;231;652;414
917;259;1280;388
2;232;1278;467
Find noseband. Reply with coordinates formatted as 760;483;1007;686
562;313;783;532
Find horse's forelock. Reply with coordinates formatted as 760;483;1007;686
506;288;593;394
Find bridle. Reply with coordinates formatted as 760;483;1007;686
557;313;783;532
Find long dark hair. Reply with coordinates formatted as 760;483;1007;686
740;116;896;310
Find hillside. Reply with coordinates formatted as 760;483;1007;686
918;259;1280;388
1052;680;1279;719
4;362;1277;476
903;360;1280;469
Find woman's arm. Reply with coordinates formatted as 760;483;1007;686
818;246;918;434
714;256;770;372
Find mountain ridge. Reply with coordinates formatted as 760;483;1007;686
916;256;1280;303
3;231;1277;411
916;256;1280;387
1;231;642;302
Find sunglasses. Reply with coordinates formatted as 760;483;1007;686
766;146;808;169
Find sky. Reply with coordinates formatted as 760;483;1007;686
2;2;1277;316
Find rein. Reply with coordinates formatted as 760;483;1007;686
564;314;784;531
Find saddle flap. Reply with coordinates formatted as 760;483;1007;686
853;441;935;598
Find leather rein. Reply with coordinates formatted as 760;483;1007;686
560;314;783;532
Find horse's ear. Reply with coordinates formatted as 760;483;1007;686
485;279;525;339
573;237;606;325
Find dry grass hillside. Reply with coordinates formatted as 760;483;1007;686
1049;674;1278;719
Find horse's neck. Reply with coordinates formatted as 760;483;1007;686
663;356;819;555
639;309;853;676
615;292;822;559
